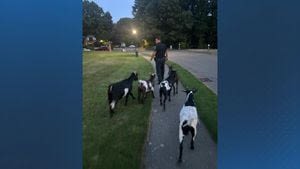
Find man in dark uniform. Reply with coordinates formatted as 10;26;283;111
150;37;168;84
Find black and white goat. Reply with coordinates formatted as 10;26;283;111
107;72;138;117
178;89;199;163
168;65;179;95
137;73;156;104
159;80;171;111
159;66;178;111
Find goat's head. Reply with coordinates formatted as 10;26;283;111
182;89;197;95
149;73;156;81
131;71;138;81
182;89;197;106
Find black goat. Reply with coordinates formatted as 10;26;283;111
137;73;156;104
168;65;179;95
107;72;138;117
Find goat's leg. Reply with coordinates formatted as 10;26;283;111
168;91;171;102
141;92;145;104
109;100;116;117
151;91;155;98
178;141;184;163
163;93;166;111
109;106;114;118
138;90;141;104
178;125;185;162
129;92;136;100
174;84;176;95
190;127;195;150
176;81;178;94
143;92;147;100
159;90;163;106
125;95;129;106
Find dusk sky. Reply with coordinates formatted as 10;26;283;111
92;0;135;23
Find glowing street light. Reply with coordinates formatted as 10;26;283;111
132;29;137;35
132;29;138;57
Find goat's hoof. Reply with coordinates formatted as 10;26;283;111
178;159;182;163
191;146;194;150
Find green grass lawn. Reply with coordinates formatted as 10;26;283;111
83;51;153;169
166;61;218;142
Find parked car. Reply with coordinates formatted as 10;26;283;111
95;46;109;51
129;45;136;48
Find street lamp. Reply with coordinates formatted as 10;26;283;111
132;29;137;35
132;29;138;57
207;0;212;51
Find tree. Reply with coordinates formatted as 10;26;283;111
111;18;138;46
82;0;113;40
132;0;217;49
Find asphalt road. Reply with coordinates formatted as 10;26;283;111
142;56;217;169
142;50;217;94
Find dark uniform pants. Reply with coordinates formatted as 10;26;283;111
155;58;165;83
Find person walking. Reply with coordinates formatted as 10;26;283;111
150;37;168;84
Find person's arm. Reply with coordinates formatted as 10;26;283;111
165;49;168;61
150;51;156;61
150;46;157;61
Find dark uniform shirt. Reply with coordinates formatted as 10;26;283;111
155;42;167;59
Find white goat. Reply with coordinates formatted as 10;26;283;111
178;89;199;163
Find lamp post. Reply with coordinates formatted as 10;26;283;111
207;0;212;52
132;29;138;57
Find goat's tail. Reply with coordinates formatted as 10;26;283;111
182;120;188;128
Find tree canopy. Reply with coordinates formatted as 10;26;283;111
132;0;217;48
82;0;113;40
111;18;138;46
82;0;217;49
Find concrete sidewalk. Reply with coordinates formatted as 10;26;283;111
142;56;217;169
